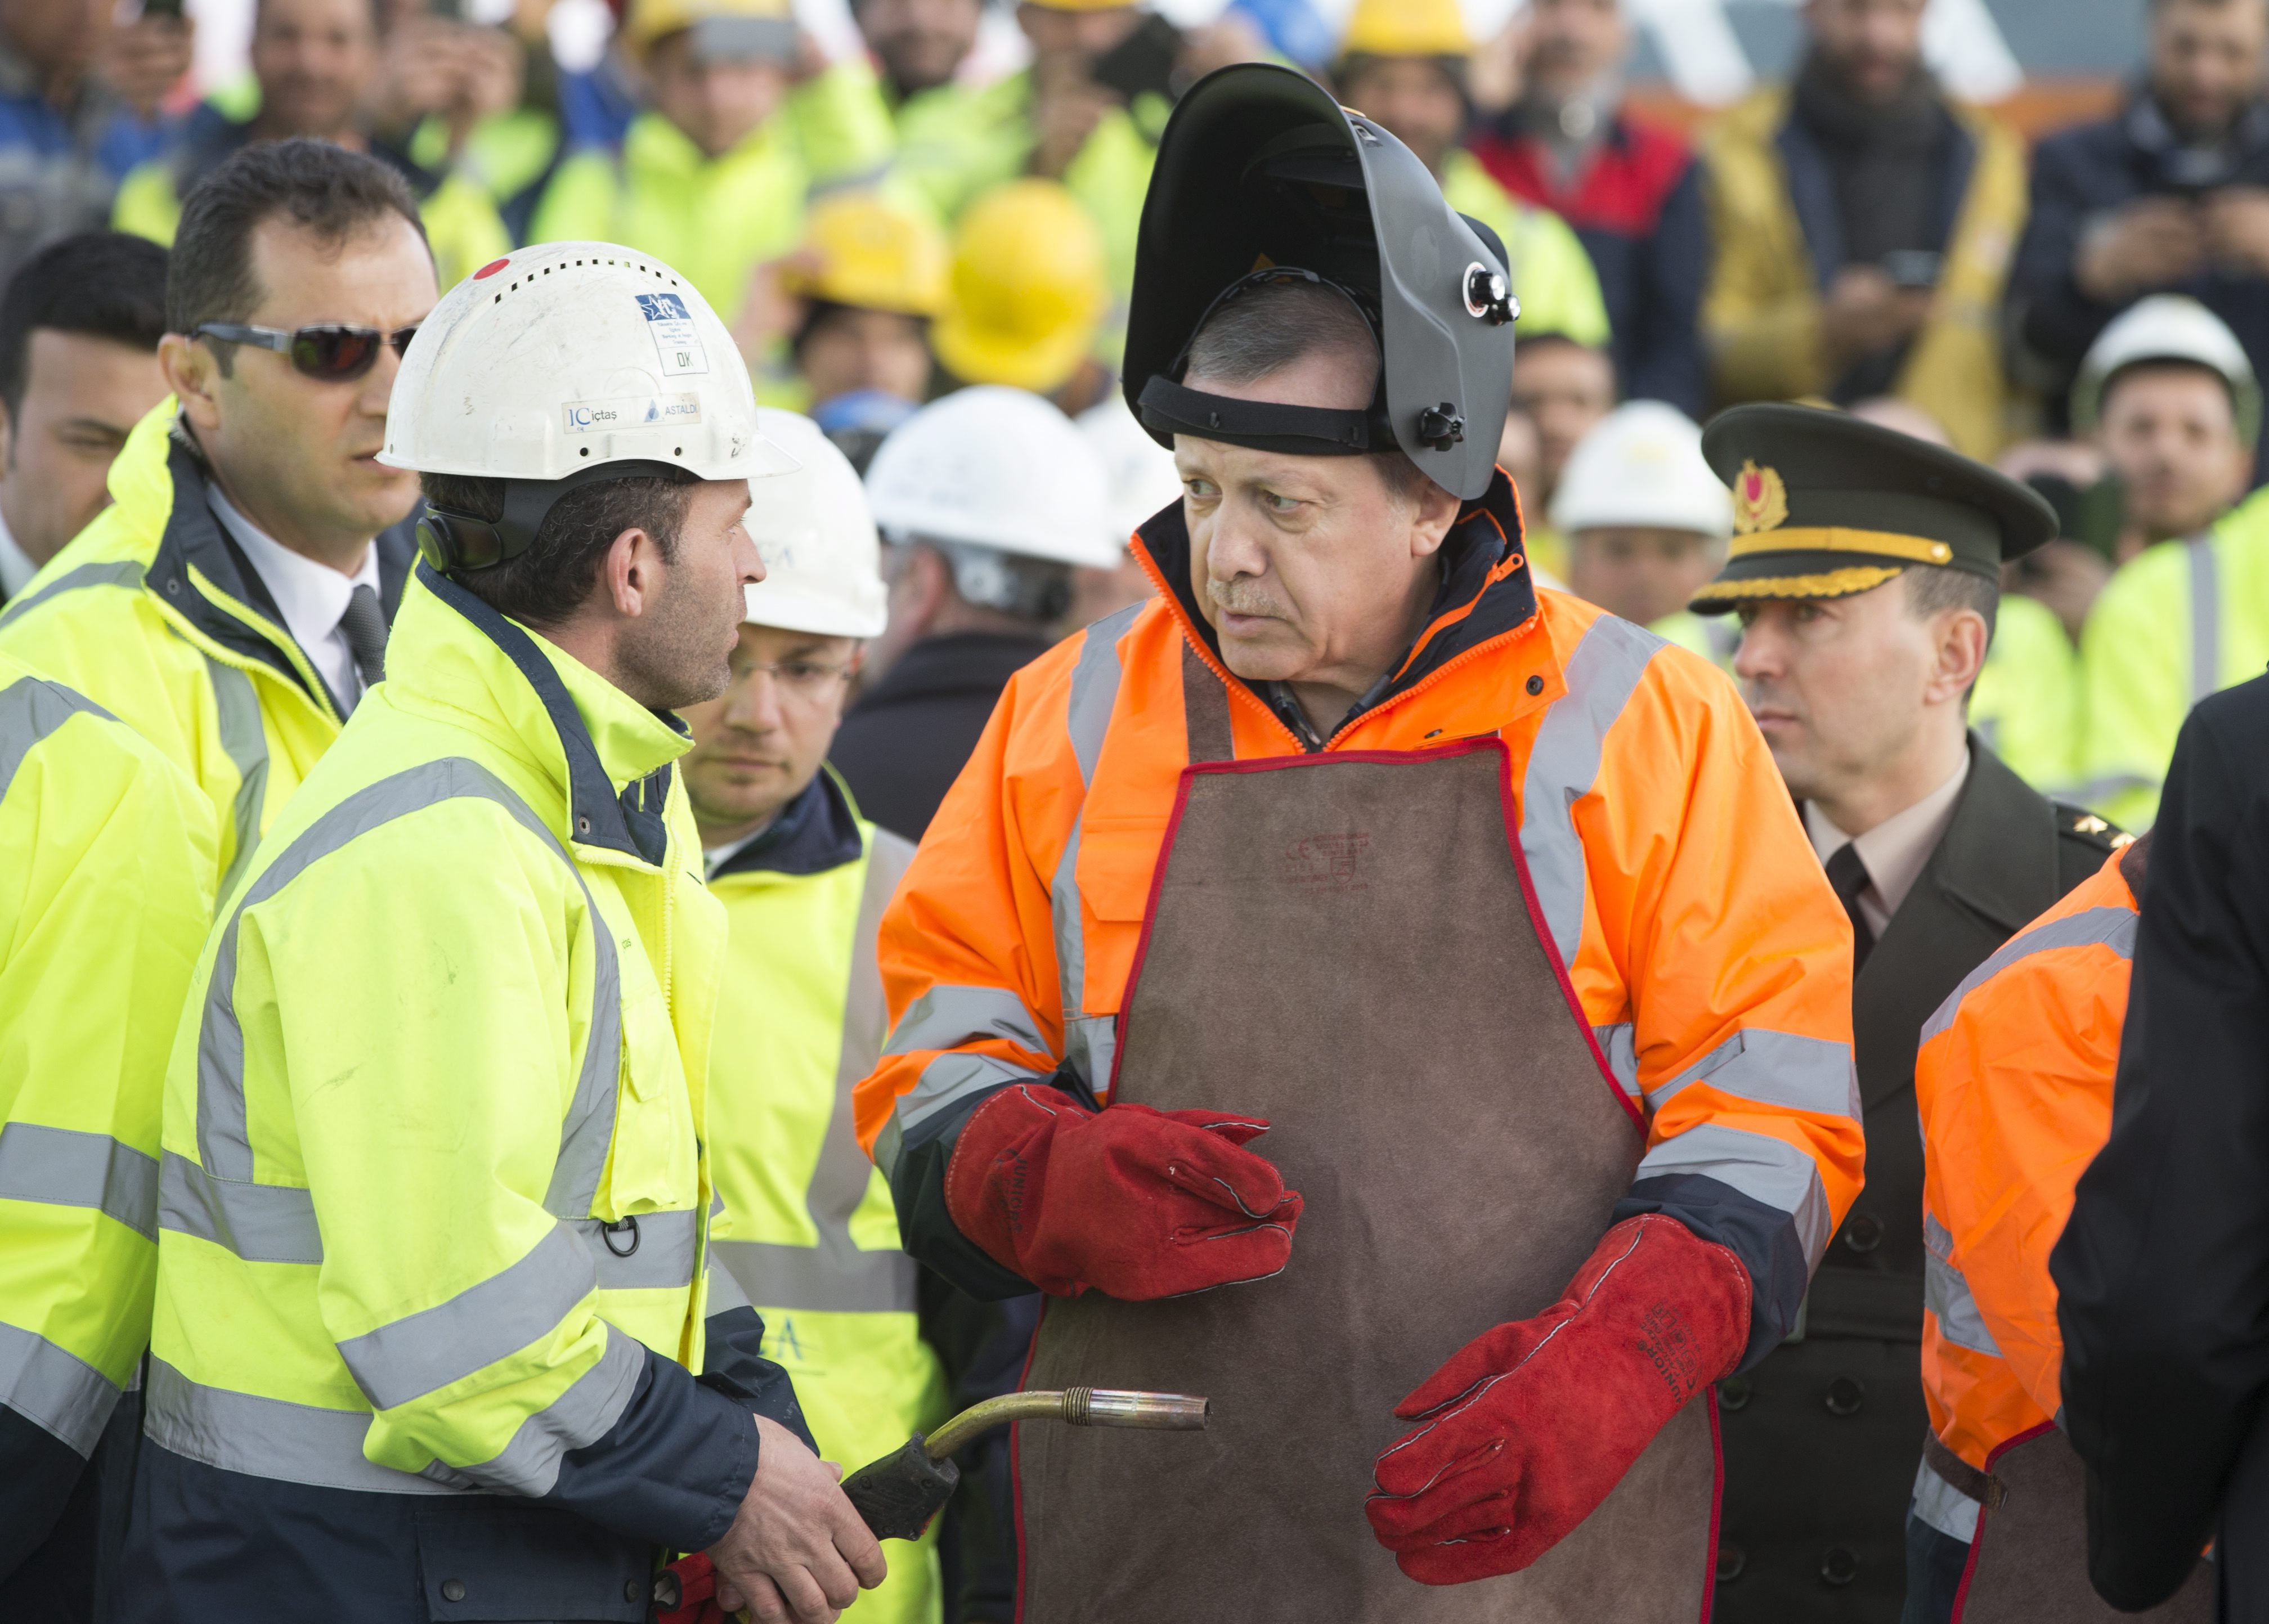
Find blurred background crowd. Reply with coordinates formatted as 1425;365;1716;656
0;0;2253;836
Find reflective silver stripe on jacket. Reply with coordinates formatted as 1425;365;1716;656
1911;1454;1983;1544
2187;532;2220;708
202;656;271;905
1591;1023;1640;1103
0;671;114;791
715;829;921;1316
0;1123;162;1242
0;1321;123;1458
1641;1029;1860;1119
1521;614;1666;968
181;757;625;1246
0;558;146;629
1634;1120;1834;1267
1923;1213;2003;1357
163;1146;697;1287
143;1327;644;1499
883;985;1050;1061
1051;603;1142;1094
1920;907;2139;1047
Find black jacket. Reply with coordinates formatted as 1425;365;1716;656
1715;739;2118;1622
2054;674;2269;1614
2011;92;2269;464
830;631;1053;843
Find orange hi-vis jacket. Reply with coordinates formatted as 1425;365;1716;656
851;474;1866;1356
1913;845;2140;1537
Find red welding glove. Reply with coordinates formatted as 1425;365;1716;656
1365;1214;1751;1584
654;1552;727;1624
942;1082;1302;1299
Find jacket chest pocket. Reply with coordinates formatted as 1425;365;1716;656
600;961;699;1217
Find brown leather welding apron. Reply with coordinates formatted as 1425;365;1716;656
1013;654;1719;1623
1954;1426;2212;1622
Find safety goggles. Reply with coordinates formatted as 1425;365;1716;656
191;322;420;382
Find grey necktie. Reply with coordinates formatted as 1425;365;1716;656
338;583;388;705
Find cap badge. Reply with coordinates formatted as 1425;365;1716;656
1733;460;1790;534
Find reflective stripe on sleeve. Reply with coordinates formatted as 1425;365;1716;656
335;1223;598;1411
705;1259;752;1318
1521;615;1666;968
160;1149;322;1264
1642;1029;1860;1119
0;673;115;793
1920;907;2138;1047
0;1121;162;1242
873;1053;1045;1179
0;1321;122;1457
1633;1121;1834;1266
1592;1023;1640;1103
1924;1213;2003;1358
0;559;146;630
145;1327;643;1499
1911;1455;1983;1544
884;985;1050;1060
190;758;624;1227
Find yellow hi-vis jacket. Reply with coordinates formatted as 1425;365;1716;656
136;563;796;1611
705;768;949;1623
2078;495;2269;829
0;403;419;902
0;657;214;1526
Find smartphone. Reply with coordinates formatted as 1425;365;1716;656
1881;249;1944;290
2023;471;2124;559
141;0;185;20
1091;13;1183;106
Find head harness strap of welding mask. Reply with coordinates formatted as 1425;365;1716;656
1122;62;1518;500
418;458;698;575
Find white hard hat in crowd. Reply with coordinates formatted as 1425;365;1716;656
864;385;1120;569
741;409;887;639
381;241;793;486
1549;401;1730;541
1078;393;1185;551
2073;294;2262;446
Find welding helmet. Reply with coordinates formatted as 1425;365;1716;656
1123;62;1517;501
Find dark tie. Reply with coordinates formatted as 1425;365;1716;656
338;582;388;706
1825;842;1877;973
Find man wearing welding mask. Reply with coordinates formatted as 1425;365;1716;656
853;64;1863;1618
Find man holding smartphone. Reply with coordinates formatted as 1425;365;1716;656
1700;0;2025;459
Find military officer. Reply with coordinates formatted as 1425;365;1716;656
1691;404;2123;1621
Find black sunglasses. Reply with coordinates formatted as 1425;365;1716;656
191;322;419;382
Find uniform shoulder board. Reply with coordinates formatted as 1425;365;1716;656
2054;804;2125;853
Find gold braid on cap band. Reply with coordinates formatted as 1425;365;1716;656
1727;527;1956;565
1690;566;1907;603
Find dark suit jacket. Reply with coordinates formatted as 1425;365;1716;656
1714;737;2119;1623
2055;675;2269;1613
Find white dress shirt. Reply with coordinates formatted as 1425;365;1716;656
207;487;382;709
0;505;38;601
1804;752;1973;941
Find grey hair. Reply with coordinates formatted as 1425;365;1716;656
1182;279;1429;504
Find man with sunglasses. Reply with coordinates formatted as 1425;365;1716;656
0;137;432;905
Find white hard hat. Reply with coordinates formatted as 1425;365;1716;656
742;408;887;639
380;241;793;486
1550;401;1730;541
864;385;1120;569
2074;294;2262;445
1078;393;1183;552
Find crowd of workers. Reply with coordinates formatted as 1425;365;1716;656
0;0;2267;1622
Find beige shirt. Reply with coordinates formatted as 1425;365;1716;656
1805;752;1973;940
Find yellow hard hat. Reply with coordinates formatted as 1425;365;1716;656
932;180;1109;395
622;0;793;60
1340;0;1472;60
783;192;949;319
